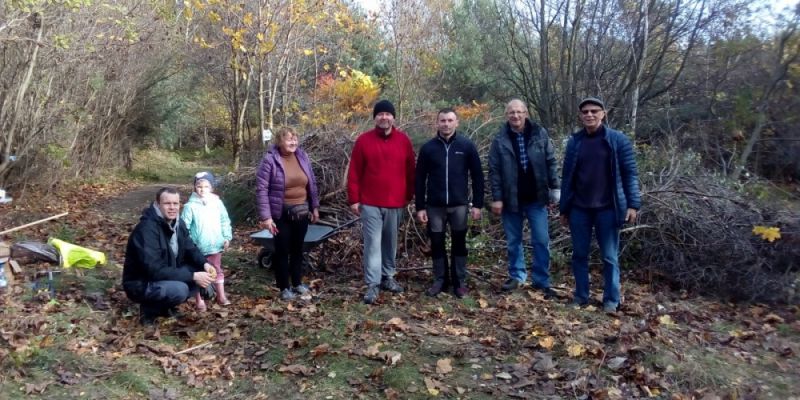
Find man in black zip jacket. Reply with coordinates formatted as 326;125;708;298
123;187;216;325
415;108;484;298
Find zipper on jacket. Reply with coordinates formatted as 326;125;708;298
441;138;451;205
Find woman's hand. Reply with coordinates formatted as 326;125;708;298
260;218;278;235
311;208;320;223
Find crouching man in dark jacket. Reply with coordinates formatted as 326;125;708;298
123;187;216;325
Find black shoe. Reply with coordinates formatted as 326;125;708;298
426;281;445;297
570;300;589;308
140;312;158;326
501;278;521;292
200;285;216;301
381;277;404;293
165;307;185;319
542;287;557;300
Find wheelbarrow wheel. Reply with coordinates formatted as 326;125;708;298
258;249;272;269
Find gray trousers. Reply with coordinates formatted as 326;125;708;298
361;204;402;286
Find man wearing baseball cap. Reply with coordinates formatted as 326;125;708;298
347;100;416;304
559;97;641;313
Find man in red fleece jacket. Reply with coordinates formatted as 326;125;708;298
347;99;416;304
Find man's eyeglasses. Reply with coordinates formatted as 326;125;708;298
581;109;603;115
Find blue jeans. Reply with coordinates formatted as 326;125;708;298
501;202;550;288
360;205;402;287
140;280;197;316
568;207;621;307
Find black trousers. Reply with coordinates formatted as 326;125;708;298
272;211;309;290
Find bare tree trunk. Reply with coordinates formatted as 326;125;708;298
257;3;267;148
0;17;43;184
203;125;209;154
630;0;649;139
730;21;799;180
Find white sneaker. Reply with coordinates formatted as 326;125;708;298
280;288;296;301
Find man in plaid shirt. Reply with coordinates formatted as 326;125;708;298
488;99;561;297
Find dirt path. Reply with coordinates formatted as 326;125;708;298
105;183;192;219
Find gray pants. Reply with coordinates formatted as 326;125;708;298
427;206;468;233
361;204;402;286
427;206;469;286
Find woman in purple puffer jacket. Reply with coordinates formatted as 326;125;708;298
256;127;320;301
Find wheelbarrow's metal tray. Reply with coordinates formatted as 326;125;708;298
250;224;336;251
250;218;359;269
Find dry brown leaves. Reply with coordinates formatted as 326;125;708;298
0;181;798;398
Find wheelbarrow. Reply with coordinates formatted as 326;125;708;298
250;218;359;270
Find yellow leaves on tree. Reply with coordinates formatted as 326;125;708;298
454;101;490;121
752;225;781;242
303;68;380;129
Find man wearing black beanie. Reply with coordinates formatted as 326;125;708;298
347;100;416;304
372;99;396;119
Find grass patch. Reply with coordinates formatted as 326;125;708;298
776;323;800;338
58;268;115;293
383;363;425;394
127;149;226;184
221;180;256;225
0;349;186;399
50;223;86;243
224;251;272;298
314;357;364;396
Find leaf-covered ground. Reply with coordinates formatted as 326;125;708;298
0;181;798;399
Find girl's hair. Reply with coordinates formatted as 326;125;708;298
273;126;298;145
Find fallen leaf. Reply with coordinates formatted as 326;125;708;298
532;353;555;372
478;299;488;308
378;350;402;365
607;387;623;400
278;364;312;376
364;343;381;357
384;388;400;400
538;336;555;350
763;313;785;324
479;336;496;345
606;356;627;371
385;317;410;332
24;381;52;394
310;343;331;358
436;358;453;374
658;315;676;327
424;377;441;395
567;343;586;357
496;371;513;380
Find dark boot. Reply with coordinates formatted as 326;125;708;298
139;305;159;326
426;258;448;297
428;231;450;296
452;256;468;298
451;229;469;298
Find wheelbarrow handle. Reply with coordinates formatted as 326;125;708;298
317;217;360;242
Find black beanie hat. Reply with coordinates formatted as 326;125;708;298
372;99;396;118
